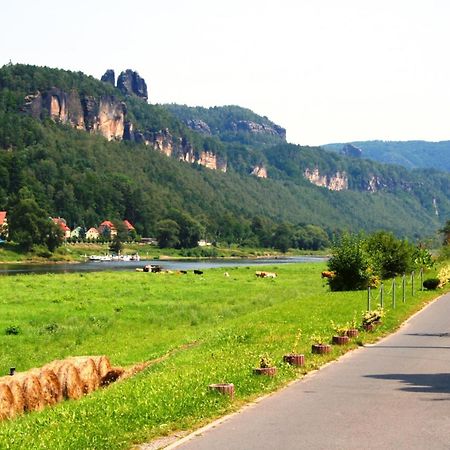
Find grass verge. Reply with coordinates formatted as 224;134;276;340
0;263;447;449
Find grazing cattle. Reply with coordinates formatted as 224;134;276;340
321;271;335;279
255;271;277;278
224;272;230;277
193;270;203;275
180;270;188;275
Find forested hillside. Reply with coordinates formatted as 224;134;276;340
323;140;450;172
0;63;449;244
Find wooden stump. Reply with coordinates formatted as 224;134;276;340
208;383;235;398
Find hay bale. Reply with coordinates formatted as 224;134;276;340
69;357;100;394
36;369;62;406
91;355;112;379
57;362;83;400
0;377;25;417
19;373;45;412
0;384;14;420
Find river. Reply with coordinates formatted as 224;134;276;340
0;256;327;276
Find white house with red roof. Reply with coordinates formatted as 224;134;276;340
86;227;100;240
98;220;117;238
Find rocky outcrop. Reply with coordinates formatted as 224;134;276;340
341;143;362;158
117;70;148;101
197;151;227;172
186;119;211;135
24;89;126;141
101;69;115;86
226;120;286;140
251;165;268;178
304;168;348;191
23;86;228;172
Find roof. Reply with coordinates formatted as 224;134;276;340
0;211;6;223
123;220;135;231
100;220;115;228
52;217;70;232
87;227;99;233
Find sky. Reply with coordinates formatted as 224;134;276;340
1;0;450;146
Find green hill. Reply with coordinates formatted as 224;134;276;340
0;63;449;243
322;140;450;172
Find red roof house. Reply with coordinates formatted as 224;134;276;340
123;220;135;231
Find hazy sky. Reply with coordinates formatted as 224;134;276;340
1;0;449;146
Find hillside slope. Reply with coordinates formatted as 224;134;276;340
323;140;450;172
0;63;449;241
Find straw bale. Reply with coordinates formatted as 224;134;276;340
37;369;62;406
19;373;45;412
0;384;14;420
91;355;112;379
57;362;83;400
1;378;25;417
70;357;100;394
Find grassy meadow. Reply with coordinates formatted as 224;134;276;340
0;263;447;449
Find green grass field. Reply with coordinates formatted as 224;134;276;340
0;263;446;449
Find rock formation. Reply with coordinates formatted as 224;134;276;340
226;120;286;140
101;70;115;86
304;168;348;191
251;165;268;178
186;119;211;135
117;70;148;101
341;143;362;158
24;89;126;141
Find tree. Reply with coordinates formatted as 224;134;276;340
109;235;123;254
366;231;414;279
156;219;180;248
169;210;204;248
272;222;294;253
328;233;373;291
8;187;63;251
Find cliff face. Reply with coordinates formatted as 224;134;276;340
304;168;348;191
23;84;227;172
24;89;126;141
251;165;268;178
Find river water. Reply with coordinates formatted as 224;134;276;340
0;256;327;276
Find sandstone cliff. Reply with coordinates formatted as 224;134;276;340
24;89;126;141
304;168;348;191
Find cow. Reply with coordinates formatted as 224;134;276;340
193;269;203;275
321;271;335;279
255;271;277;278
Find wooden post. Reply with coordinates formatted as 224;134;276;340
402;274;406;303
392;279;396;308
411;271;415;296
367;286;371;310
420;268;424;291
380;283;384;308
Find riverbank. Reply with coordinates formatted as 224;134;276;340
0;241;328;265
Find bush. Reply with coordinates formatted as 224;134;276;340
366;231;415;279
5;325;21;335
328;233;373;291
423;278;440;290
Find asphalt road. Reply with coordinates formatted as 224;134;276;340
173;292;450;450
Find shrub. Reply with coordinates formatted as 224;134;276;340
5;325;21;335
328;233;373;291
366;231;415;279
422;278;440;290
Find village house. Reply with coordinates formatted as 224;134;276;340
52;218;71;239
0;211;7;239
70;226;84;239
86;227;100;240
98;220;117;238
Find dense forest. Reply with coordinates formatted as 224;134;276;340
323;140;450;172
0;63;449;249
